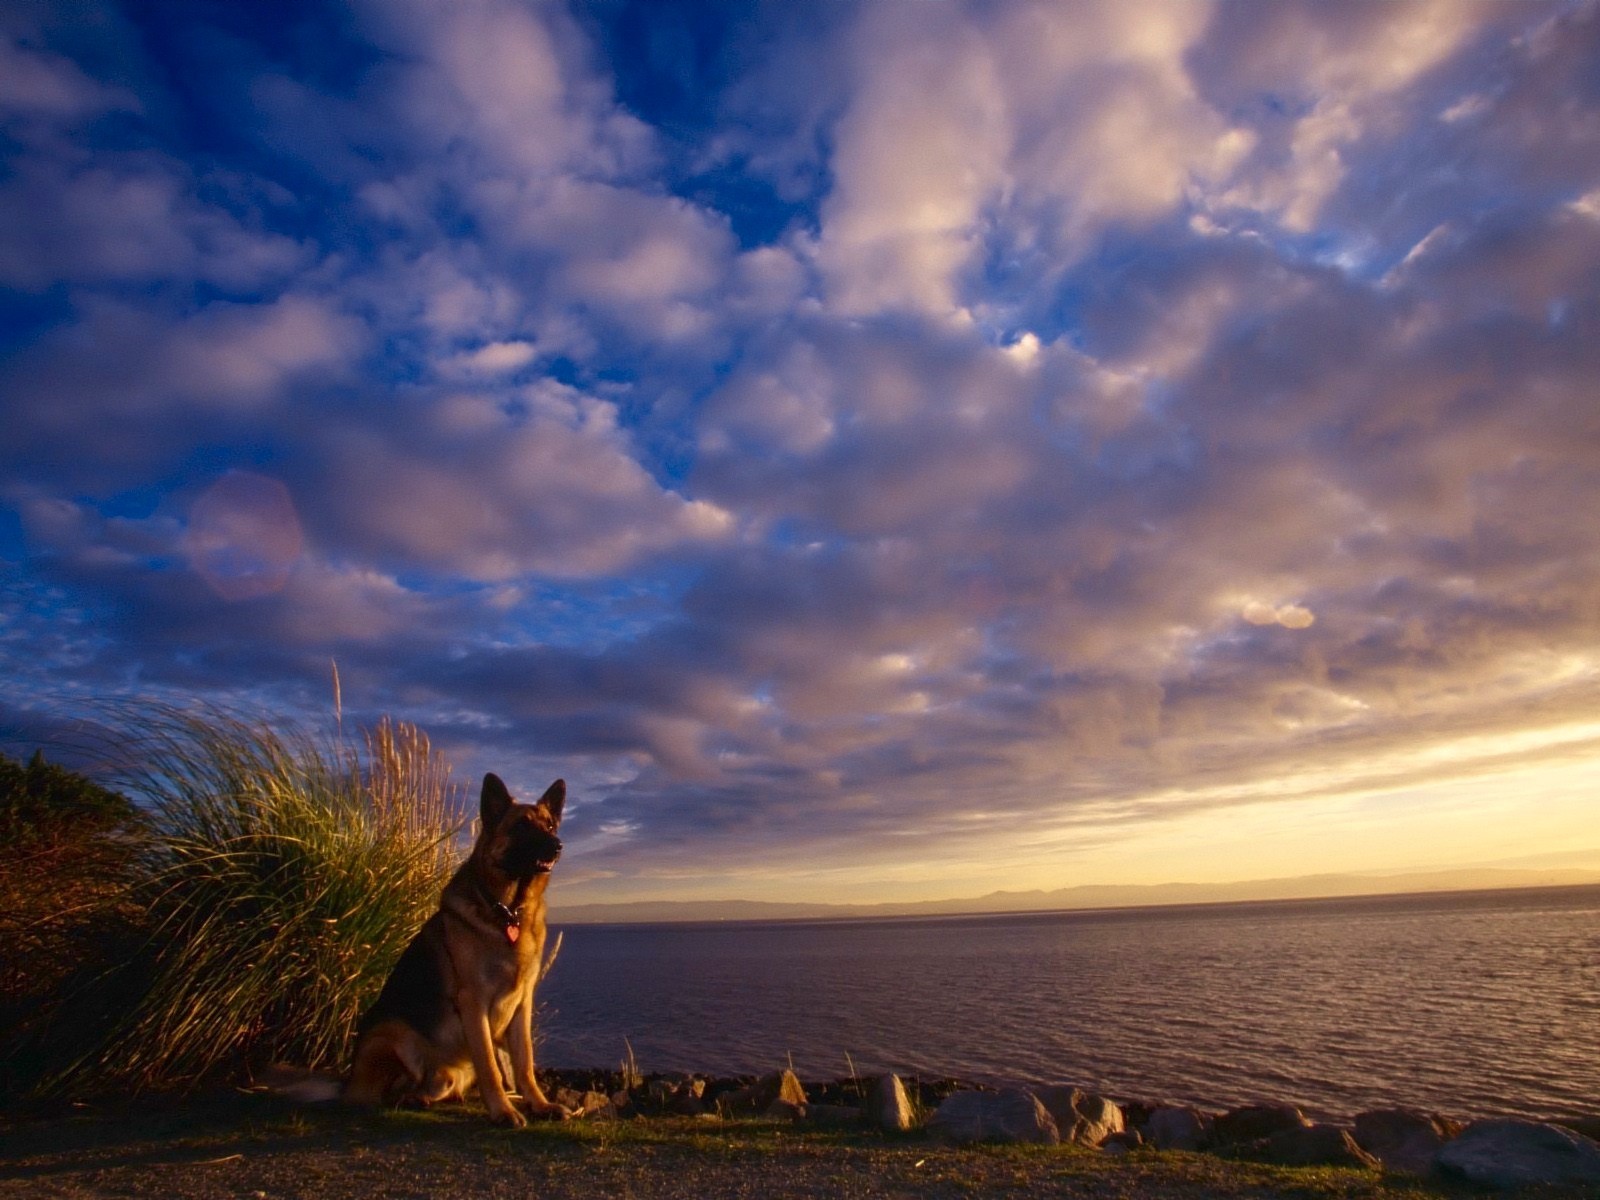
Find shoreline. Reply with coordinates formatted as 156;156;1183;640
3;1070;1599;1199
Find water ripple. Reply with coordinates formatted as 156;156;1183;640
541;886;1600;1121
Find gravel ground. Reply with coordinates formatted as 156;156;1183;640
0;1094;1586;1200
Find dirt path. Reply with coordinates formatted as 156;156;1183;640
0;1095;1578;1200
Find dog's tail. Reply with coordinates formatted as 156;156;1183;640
251;1063;343;1103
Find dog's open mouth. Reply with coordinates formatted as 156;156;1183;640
501;845;561;877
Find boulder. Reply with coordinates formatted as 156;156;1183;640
582;1090;615;1118
645;1078;676;1104
1035;1086;1125;1147
1212;1104;1310;1146
717;1069;808;1118
1559;1116;1600;1143
1142;1105;1211;1152
929;1088;1061;1145
552;1087;613;1118
1101;1130;1145;1154
1232;1123;1379;1169
866;1074;916;1133
643;1073;706;1115
1120;1100;1157;1131
669;1091;706;1116
1353;1109;1460;1175
1436;1119;1600;1189
1072;1093;1126;1146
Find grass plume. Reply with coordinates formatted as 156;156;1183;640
43;703;463;1095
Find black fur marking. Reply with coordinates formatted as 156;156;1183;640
358;912;452;1039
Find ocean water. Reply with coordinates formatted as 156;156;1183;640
539;885;1600;1121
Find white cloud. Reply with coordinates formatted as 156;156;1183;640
814;0;1253;318
0;37;138;121
1243;601;1317;630
816;6;1009;316
161;295;363;407
0;157;307;291
439;339;538;379
323;382;734;579
1201;1;1494;232
6;0;1600;898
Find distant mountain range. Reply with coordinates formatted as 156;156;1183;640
549;864;1600;926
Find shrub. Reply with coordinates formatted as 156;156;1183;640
0;749;144;845
36;706;464;1096
0;751;150;1097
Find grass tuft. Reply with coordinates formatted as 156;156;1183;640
43;704;464;1095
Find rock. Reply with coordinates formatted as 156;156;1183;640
671;1093;706;1115
645;1073;705;1113
1558;1116;1600;1143
1072;1093;1125;1147
701;1077;750;1110
929;1088;1061;1145
1120;1101;1157;1131
801;1103;864;1128
717;1069;808;1118
1212;1104;1310;1146
1035;1086;1125;1147
646;1081;704;1107
1034;1087;1081;1140
1232;1123;1379;1169
1142;1105;1211;1152
574;1090;613;1119
1436;1119;1600;1189
1353;1109;1461;1175
1102;1130;1144;1154
866;1074;916;1133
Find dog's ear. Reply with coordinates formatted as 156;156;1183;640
481;773;513;829
538;778;565;826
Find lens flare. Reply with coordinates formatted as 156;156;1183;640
186;471;304;600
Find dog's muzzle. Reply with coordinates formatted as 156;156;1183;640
532;837;562;874
505;832;562;877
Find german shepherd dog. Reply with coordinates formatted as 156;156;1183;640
341;773;570;1125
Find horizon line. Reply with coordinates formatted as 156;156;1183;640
549;868;1600;928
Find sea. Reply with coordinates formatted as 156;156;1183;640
539;884;1600;1121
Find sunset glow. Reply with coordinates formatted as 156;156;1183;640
3;1;1599;911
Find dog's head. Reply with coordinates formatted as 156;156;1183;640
477;773;564;881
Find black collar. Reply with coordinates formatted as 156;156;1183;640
474;873;530;937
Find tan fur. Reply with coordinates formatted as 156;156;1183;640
343;775;569;1126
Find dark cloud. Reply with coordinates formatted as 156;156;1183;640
3;0;1598;901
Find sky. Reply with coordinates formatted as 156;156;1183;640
3;0;1600;910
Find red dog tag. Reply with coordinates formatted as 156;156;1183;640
505;923;520;943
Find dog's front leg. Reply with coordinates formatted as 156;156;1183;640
508;992;571;1119
460;998;524;1127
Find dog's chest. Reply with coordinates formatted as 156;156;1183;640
475;932;537;992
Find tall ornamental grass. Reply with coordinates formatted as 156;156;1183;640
49;705;464;1094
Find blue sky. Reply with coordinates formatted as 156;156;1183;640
4;0;1600;907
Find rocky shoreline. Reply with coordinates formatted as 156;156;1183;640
537;1066;1600;1191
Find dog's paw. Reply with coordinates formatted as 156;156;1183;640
488;1100;527;1128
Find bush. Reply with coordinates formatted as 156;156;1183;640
0;749;144;845
0;751;150;1097
22;706;465;1097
